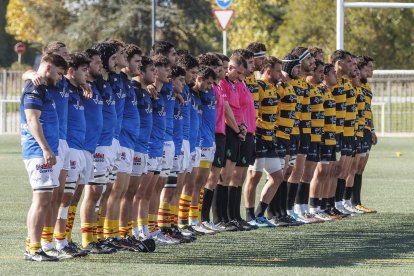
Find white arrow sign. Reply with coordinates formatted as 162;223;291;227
213;9;234;31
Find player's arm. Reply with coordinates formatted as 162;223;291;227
80;83;93;99
224;101;244;140
22;70;45;86
24;109;56;166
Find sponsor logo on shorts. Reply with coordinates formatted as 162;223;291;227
36;163;53;173
94;152;105;163
133;156;142;166
121;152;127;160
70;160;77;170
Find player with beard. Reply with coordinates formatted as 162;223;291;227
21;54;68;261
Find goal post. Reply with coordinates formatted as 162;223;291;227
336;1;414;50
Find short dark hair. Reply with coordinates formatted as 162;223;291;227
246;42;266;53
215;53;230;62
315;60;325;69
171;65;186;78
260;56;281;74
197;65;216;81
229;54;247;68
152;55;170;68
309;46;323;57
331;49;351;64
152;41;175;56
324;64;335;75
176;54;199;70
291;46;308;57
176;49;190;56
232;48;254;60
124;44;142;61
106;39;125;50
362;55;374;63
41;53;68;72
197;53;220;67
68;52;91;70
43;41;66;55
140;56;153;72
84;48;100;59
357;56;368;70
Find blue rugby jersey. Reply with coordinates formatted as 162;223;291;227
189;88;201;152
173;98;184;156
160;82;175;142
132;80;153;154
83;81;104;153
181;85;191;141
20;80;59;159
66;81;86;150
148;94;166;157
109;72;126;140
96;77;117;147
49;78;68;140
119;78;140;149
198;88;216;148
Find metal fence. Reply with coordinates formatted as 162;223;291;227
1;69;414;135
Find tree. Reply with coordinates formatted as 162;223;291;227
276;0;414;69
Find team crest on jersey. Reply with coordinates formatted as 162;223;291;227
207;100;216;110
74;100;84;110
158;106;166;117
167;90;175;101
60;90;69;98
116;90;126;99
36;163;53;173
174;110;182;120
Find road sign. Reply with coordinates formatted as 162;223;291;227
216;0;232;9
14;42;26;55
212;9;234;31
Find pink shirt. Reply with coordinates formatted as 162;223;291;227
213;83;226;135
236;81;256;134
219;78;242;126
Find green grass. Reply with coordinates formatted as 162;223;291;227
1;135;414;275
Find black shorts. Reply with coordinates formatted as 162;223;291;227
289;135;300;156
225;125;241;162
342;136;355;157
320;145;336;162
299;133;310;155
274;137;290;158
336;133;343;154
362;129;372;153
355;137;363;154
255;137;277;159
306;142;321;162
212;134;226;168
237;133;256;167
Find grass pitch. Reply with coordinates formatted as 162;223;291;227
0;135;413;275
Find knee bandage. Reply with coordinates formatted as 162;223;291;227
57;206;69;220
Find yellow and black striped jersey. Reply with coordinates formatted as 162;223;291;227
301;80;312;134
319;86;336;146
343;78;357;137
331;77;347;134
245;73;259;117
361;82;373;131
355;86;365;138
308;82;324;142
256;79;278;141
289;79;304;135
276;82;297;140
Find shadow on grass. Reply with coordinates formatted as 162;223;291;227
83;213;414;268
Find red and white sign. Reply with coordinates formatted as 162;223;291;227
213;9;235;31
14;42;26;55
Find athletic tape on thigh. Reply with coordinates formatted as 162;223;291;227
57;206;69;219
288;155;297;166
165;173;177;188
64;181;77;194
33;187;54;193
199;160;211;169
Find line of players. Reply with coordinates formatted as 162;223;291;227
20;40;377;262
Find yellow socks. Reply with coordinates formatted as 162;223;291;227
29;242;41;255
189;205;199;225
170;205;179;226
81;222;95;248
178;194;192;228
96;208;105;241
65;205;77;241
157;201;171;228
41;226;54;244
148;214;157;232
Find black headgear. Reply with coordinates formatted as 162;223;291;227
282;54;300;79
92;42;118;71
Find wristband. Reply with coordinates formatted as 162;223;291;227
371;128;375;133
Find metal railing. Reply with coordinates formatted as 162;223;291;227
0;69;414;135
